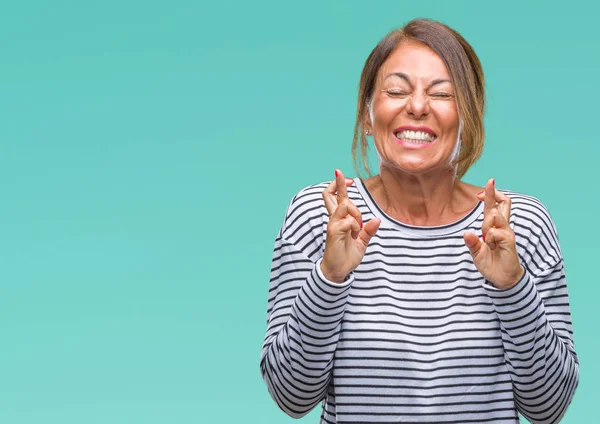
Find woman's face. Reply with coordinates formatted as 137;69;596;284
368;41;460;175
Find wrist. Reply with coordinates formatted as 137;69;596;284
492;265;526;290
319;261;347;284
507;265;525;288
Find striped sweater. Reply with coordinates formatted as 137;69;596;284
260;178;578;423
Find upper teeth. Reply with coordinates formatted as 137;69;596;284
395;130;435;142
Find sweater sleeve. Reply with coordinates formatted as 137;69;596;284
259;189;354;418
484;200;579;423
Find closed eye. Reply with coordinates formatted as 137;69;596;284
430;93;453;99
385;90;408;97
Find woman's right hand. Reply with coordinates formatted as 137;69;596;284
320;169;381;283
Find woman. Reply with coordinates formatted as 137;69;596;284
260;19;578;423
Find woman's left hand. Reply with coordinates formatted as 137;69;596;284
464;178;524;290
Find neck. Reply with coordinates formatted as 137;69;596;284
371;166;471;226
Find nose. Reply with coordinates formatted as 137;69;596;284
405;92;429;119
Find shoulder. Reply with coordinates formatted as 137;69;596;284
501;189;562;267
278;179;365;243
279;181;328;235
501;190;558;234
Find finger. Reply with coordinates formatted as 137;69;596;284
329;213;361;238
331;199;363;233
342;215;361;240
322;179;338;215
483;178;496;214
464;231;485;258
358;218;381;245
477;187;511;222
481;208;510;236
487;226;516;249
341;198;363;228
495;190;511;222
331;199;349;222
335;169;349;200
322;178;355;215
485;227;498;250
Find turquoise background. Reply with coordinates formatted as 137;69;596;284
0;1;595;422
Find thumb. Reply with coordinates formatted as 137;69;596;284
463;231;483;257
359;218;381;245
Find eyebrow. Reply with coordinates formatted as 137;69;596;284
385;72;451;88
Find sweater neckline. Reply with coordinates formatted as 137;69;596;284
354;177;484;237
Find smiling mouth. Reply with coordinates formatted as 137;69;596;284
394;129;437;144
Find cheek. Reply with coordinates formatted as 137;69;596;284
435;103;459;128
374;98;406;124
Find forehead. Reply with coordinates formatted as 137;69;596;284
377;40;450;83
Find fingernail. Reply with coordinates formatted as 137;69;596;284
482;233;486;242
477;191;484;195
360;221;363;229
491;179;495;187
335;170;339;177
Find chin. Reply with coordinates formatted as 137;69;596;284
382;157;446;176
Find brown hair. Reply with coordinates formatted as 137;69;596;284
352;19;485;179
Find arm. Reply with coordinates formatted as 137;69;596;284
260;236;354;418
260;173;380;418
485;258;578;423
465;182;579;423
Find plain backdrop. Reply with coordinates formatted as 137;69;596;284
0;1;596;423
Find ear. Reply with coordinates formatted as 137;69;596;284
363;122;372;136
